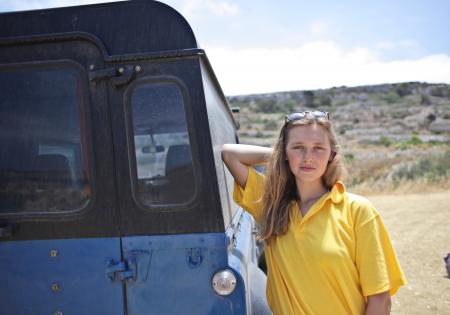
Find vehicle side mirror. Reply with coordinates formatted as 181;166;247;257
231;107;240;130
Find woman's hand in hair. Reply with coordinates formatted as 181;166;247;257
221;144;272;188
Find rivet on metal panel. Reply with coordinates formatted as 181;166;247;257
134;65;142;72
51;283;61;292
50;249;58;257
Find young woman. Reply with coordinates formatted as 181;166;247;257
221;111;406;315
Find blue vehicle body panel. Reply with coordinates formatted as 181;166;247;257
226;210;270;315
122;232;246;315
0;238;123;315
0;222;266;315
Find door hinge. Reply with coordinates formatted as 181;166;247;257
105;257;137;282
89;64;142;87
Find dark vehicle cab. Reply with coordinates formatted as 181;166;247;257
0;1;269;314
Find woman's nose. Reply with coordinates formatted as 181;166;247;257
302;149;313;163
303;148;313;157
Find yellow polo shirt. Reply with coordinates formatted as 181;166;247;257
233;167;406;315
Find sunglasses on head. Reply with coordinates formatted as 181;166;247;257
285;111;329;123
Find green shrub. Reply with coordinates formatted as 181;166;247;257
344;153;354;161
317;95;332;107
406;135;423;145
304;91;315;107
379;136;394;147
255;131;264;138
280;100;297;112
265;120;279;130
430;86;450;98
383;91;401;104
255;99;278;113
395;83;412;97
333;99;348;107
338;124;354;135
392;149;450;183
428;140;450;146
420;94;431;105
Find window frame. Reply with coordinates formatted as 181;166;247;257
123;75;199;211
0;59;96;219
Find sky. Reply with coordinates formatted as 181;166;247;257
1;0;450;96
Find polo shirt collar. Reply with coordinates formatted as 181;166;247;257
330;180;345;203
291;180;346;226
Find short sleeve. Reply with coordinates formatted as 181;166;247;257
354;203;407;297
233;166;265;224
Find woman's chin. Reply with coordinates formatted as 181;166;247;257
294;174;322;184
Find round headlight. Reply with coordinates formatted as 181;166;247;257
212;269;237;295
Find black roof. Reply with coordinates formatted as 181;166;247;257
0;0;198;56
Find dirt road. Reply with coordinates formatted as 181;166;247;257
369;191;450;315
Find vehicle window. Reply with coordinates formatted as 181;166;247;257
129;80;195;206
0;63;91;215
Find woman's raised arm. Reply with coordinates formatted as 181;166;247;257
221;144;272;188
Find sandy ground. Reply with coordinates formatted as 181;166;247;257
369;191;450;315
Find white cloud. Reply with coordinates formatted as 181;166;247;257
205;0;239;16
375;39;418;50
177;0;204;18
206;41;450;95
172;0;239;20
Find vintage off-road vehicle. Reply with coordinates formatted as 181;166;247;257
0;1;269;314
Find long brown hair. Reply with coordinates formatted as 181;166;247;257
258;114;347;241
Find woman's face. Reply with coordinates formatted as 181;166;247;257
285;123;332;185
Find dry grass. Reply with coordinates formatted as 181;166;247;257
369;191;450;315
349;179;450;196
345;147;450;195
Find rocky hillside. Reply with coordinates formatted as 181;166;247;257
227;82;450;194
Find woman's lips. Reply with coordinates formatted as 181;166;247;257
300;166;315;172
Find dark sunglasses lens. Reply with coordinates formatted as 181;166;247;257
287;113;305;122
312;111;328;118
